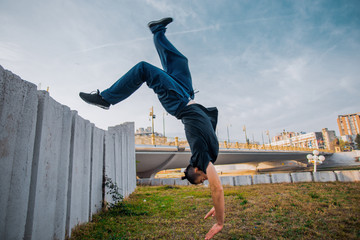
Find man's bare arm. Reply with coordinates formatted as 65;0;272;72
204;162;224;239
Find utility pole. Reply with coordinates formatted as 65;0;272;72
150;106;156;145
163;111;168;137
226;124;232;144
266;130;272;149
243;125;248;145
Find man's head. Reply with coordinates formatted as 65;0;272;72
181;164;208;185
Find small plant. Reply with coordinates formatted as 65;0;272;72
240;199;248;205
104;176;148;216
237;193;245;200
309;192;320;199
105;176;123;208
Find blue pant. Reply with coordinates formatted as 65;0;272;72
101;25;194;117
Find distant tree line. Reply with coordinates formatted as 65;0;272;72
334;134;360;151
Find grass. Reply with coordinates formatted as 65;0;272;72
70;182;360;240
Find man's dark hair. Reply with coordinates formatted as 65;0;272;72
181;164;201;184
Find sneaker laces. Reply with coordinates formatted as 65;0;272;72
89;89;101;95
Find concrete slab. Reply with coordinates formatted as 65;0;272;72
313;171;336;182
108;123;136;199
104;131;116;205
119;125;129;198
174;178;189;186
54;105;73;240
119;125;127;197
253;174;271;185
0;65;38;240
234;175;252;186
161;178;176;186
108;127;122;198
24;91;73;240
202;180;209;187
290;172;313;183
220;176;235;186
66;112;92;237
151;178;162;186
90;127;105;218
117;126;126;197
335;170;360;182
123;122;136;195
104;123;135;205
124;123;136;197
137;179;152;186
271;173;292;184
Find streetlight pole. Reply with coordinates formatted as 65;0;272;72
162;111;167;137
243;125;248;148
266;130;272;149
149;106;156;145
307;150;325;172
227;124;232;144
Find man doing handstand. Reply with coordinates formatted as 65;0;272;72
79;18;224;240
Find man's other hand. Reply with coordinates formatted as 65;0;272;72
204;207;215;219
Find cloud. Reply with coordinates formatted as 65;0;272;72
1;0;359;142
62;36;152;56
0;42;23;61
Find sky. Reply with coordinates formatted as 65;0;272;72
1;0;359;143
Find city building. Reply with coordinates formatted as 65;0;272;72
135;127;168;145
136;127;163;137
322;128;337;151
272;131;298;142
270;128;337;150
271;131;323;149
337;112;360;143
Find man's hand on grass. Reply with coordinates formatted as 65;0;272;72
204;223;223;240
204;207;223;240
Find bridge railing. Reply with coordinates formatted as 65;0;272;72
136;135;335;154
220;141;334;153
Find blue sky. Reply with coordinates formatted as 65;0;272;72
1;0;359;143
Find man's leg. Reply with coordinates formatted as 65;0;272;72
149;18;195;100
81;61;189;116
80;18;191;116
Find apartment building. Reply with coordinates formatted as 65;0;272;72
337;112;360;142
271;128;337;150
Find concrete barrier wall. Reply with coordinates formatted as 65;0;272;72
66;112;93;237
0;65;136;240
90;127;106;219
106;123;136;203
24;91;73;240
0;66;38;240
138;170;360;187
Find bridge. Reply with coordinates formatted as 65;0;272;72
135;145;332;178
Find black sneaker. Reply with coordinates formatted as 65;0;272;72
148;17;173;29
79;90;110;110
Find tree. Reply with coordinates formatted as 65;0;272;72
355;134;360;150
339;139;351;151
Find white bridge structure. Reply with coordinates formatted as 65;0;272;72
135;145;330;178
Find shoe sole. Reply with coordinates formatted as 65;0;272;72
79;94;110;110
148;17;173;28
